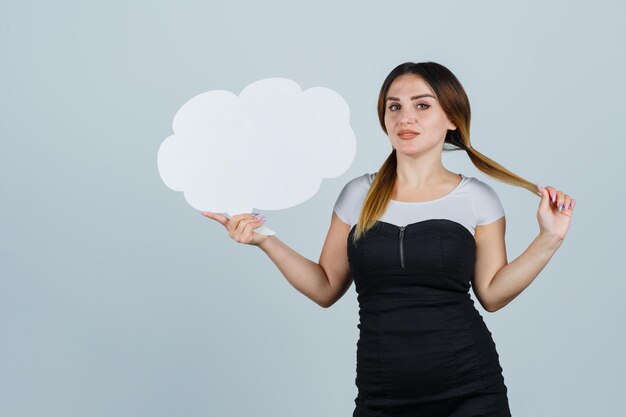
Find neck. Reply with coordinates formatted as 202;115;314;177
394;152;451;188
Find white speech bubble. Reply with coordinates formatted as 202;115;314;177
158;78;356;235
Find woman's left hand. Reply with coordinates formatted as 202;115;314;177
536;183;575;242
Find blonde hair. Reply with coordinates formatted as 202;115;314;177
352;62;538;244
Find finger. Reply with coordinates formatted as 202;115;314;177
234;215;263;237
243;218;266;242
546;185;556;203
229;213;256;234
538;185;551;210
563;194;571;211
240;218;264;243
556;190;565;212
201;211;229;225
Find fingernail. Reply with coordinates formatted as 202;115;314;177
558;203;562;211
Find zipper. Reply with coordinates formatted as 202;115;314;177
399;226;405;269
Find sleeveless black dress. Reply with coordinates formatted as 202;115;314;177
348;219;512;417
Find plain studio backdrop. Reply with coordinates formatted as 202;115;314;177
1;1;624;416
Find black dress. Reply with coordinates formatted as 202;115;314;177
348;218;512;417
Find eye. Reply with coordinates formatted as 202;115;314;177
387;103;430;111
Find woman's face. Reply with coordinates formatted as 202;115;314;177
384;73;456;156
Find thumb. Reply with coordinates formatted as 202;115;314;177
538;185;550;210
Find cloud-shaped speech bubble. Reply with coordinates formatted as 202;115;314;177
157;78;356;235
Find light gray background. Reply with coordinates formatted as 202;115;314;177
2;1;624;416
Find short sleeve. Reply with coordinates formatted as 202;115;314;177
333;174;369;227
470;178;505;226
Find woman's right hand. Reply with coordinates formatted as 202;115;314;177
200;212;269;247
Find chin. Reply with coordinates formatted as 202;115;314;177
396;144;436;156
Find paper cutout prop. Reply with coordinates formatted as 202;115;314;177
158;78;356;235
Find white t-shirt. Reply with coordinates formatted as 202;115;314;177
333;172;505;237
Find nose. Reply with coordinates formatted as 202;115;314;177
400;108;417;125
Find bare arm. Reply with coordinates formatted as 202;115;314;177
472;184;574;312
258;235;332;308
201;210;352;308
473;217;562;312
487;232;562;311
258;211;353;308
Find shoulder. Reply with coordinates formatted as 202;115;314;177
338;172;372;195
466;176;500;196
465;176;505;225
332;173;373;226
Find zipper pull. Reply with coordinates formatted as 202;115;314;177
399;226;405;269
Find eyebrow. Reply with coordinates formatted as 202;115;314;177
385;94;436;101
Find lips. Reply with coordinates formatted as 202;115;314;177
397;129;419;139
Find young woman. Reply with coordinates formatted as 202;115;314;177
202;61;575;416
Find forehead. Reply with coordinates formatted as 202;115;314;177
386;74;435;98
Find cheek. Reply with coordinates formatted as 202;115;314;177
430;113;450;128
384;115;393;130
385;112;399;125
